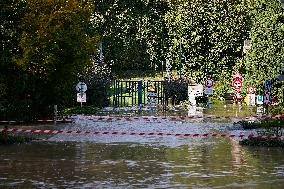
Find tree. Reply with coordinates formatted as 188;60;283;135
164;0;250;82
0;0;27;120
92;0;170;76
244;0;284;96
8;0;99;118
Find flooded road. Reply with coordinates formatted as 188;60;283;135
1;116;284;188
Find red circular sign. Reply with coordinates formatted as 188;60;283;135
205;79;213;88
247;86;255;94
232;78;243;91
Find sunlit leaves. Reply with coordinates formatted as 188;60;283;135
16;0;97;78
244;0;284;95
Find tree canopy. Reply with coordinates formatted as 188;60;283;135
0;0;283;119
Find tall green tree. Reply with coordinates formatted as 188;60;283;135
164;0;250;82
244;0;284;95
15;0;98;112
92;0;170;76
0;0;27;119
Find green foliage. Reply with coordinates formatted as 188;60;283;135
165;0;250;82
244;0;284;95
240;138;284;147
1;0;284;120
270;104;284;115
62;105;100;115
1;0;101;120
92;0;169;75
0;131;33;145
164;79;188;105
238;118;284;136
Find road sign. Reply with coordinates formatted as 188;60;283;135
204;88;214;95
148;98;157;104
264;93;270;105
232;78;242;91
147;92;157;98
234;92;242;100
257;106;263;113
276;74;284;81
247;94;255;106
233;71;242;80
265;80;271;91
257;95;263;105
205;79;213;88
188;84;203;97
76;82;87;93
247;86;255;94
77;93;86;103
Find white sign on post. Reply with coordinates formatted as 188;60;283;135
247;94;255;106
147;92;157;104
188;84;203;97
77;93;86;103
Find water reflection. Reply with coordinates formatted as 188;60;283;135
0;139;284;188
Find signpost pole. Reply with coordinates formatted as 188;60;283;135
53;105;57;126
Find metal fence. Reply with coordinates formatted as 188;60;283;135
112;80;166;107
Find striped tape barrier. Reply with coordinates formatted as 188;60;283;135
0;119;72;124
0;114;282;124
1;128;283;140
75;115;270;122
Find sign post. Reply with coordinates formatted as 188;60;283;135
232;71;243;103
76;82;87;107
203;78;214;107
188;84;203;116
264;79;272;114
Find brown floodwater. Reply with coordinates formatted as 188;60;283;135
0;117;284;188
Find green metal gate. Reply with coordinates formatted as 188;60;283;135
112;80;166;107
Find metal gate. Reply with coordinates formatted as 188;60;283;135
112;80;166;107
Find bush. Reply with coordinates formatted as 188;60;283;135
240;138;284;147
0;131;33;145
62;105;100;115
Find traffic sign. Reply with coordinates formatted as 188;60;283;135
265;80;271;92
232;78;242;91
204;88;214;95
247;94;255;106
147;92;157;98
264;93;270;105
257;95;263;105
234;92;242;100
233;71;242;80
77;93;86;103
76;82;87;92
276;74;284;81
247;86;255;94
188;84;203;97
205;79;213;88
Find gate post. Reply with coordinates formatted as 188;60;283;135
138;80;143;106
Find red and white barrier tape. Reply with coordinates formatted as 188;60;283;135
1;128;283;140
77;115;271;122
0;119;72;124
0;114;282;124
272;114;284;118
